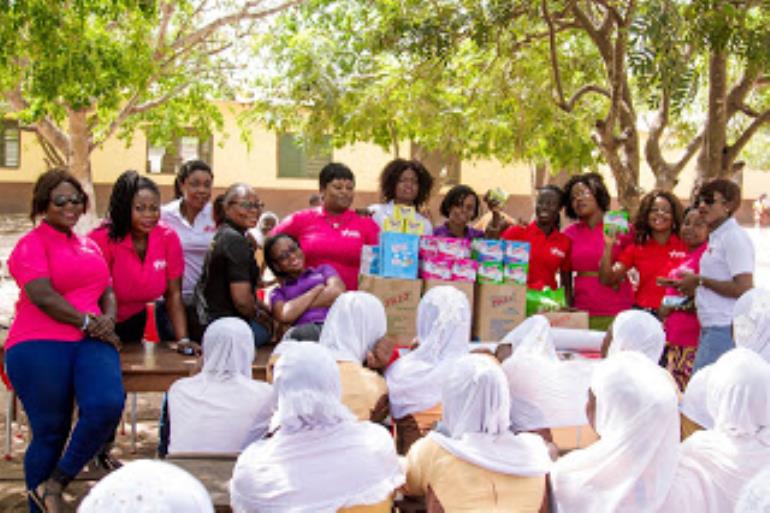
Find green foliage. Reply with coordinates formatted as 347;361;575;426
247;0;601;173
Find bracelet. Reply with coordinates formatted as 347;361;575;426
81;313;91;332
178;337;191;344
698;276;705;288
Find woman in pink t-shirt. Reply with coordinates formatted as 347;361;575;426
89;171;189;350
5;169;124;512
273;163;379;291
562;173;634;331
658;207;709;390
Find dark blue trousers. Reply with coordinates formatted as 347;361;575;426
6;339;125;512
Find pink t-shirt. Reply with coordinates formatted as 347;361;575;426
89;223;184;322
663;244;707;347
563;221;634;317
6;222;111;350
273;207;380;291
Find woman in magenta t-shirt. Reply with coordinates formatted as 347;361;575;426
264;233;346;341
272;163;379;291
89;171;189;350
5;169;124;512
658;207;709;390
562;173;634;331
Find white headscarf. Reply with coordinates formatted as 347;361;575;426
659;348;770;513
270;341;355;433
386;286;471;419
78;460;213;513
318;291;387;363
681;290;770;430
735;465;770;513
501;315;558;359
429;354;552;476
608;309;665;362
252;211;279;247
230;342;404;513
733;288;770;360
501;315;595;430
167;318;274;454
201;317;255;380
552;351;679;513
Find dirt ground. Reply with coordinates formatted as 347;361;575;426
0;386;166;511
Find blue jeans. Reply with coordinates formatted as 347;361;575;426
248;319;271;347
6;339;125;512
693;325;734;373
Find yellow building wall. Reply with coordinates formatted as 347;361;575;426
2;101;769;204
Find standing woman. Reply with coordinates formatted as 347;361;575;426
89;171;189;349
159;160;216;341
599;190;686;313
677;179;754;371
273;163;379;291
433;184;486;239
562;173;633;331
368;158;434;234
198;183;272;347
501;185;571;292
5;169;124;512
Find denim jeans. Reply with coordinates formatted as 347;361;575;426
6;339;125;512
693;325;734;373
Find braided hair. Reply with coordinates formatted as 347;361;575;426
106;170;160;241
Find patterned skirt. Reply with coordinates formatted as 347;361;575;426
666;344;697;391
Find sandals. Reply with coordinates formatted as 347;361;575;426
28;479;64;513
93;450;123;471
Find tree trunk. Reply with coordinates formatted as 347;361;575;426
698;51;728;182
67;109;98;233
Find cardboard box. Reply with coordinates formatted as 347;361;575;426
358;274;421;344
422;279;475;311
473;283;527;341
543;310;590;330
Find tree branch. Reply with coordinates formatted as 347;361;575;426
154;2;176;59
5;86;70;155
726;108;770;163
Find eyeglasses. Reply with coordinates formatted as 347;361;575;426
51;194;85;207
696;195;723;207
650;207;673;216
570;190;593;201
231;200;264;210
274;244;300;263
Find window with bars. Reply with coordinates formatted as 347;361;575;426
146;133;213;175
277;133;332;179
0;120;20;168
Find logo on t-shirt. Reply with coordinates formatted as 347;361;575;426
669;250;687;260
550;247;566;258
340;229;362;238
153;259;167;271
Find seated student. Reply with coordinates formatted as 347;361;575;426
659;349;770;513
680;288;770;438
736;465;770;513
264;234;345;341
229;342;403;513
551;352;679;513
433;185;486;240
386;286;471;454
77;459;214;513
318;291;394;421
600;309;666;363
167;318;274;455
405;354;553;513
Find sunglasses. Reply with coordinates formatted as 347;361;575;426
51;194;85;207
275;244;300;263
231;200;264;210
696;195;723;207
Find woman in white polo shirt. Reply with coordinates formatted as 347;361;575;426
158;159;217;342
677;178;754;372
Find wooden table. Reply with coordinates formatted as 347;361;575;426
120;343;199;393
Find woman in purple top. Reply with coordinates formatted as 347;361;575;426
433;185;488;240
264;234;346;341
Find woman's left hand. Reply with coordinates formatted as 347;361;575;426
677;272;700;297
87;314;115;340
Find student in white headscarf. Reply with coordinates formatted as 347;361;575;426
501;316;596;435
601;309;666;362
680;288;770;438
386;286;471;453
735;464;770;513
405;354;553;512
230;342;404;513
78;459;214;513
551;351;679;513
317;291;393;421
167;318;274;454
659;348;770;513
